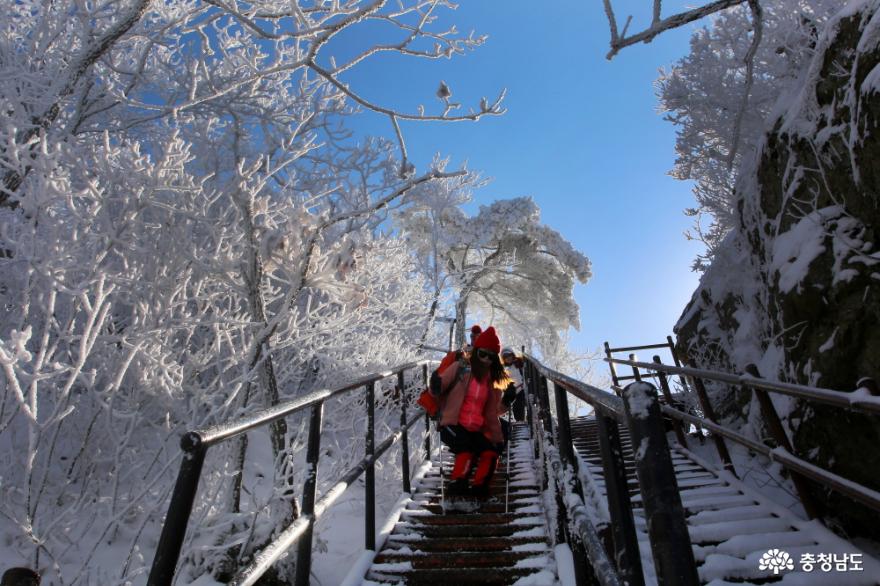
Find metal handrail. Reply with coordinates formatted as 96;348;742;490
184;360;427;449
658;404;880;512
525;354;700;586
607;356;880;516
526;354;625;420
147;360;433;586
520;355;623;586
606;357;880;415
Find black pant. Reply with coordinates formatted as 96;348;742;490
511;391;526;422
440;425;499;454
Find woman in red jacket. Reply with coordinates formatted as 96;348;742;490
437;326;508;496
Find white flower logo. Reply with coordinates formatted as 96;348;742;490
759;549;794;574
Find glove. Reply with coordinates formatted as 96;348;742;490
429;370;442;395
502;382;517;406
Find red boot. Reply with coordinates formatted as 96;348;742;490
448;452;473;495
470;450;498;497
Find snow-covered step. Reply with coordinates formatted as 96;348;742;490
569;415;880;584
359;422;557;585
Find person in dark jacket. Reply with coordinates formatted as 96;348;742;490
437;326;508;496
501;347;526;422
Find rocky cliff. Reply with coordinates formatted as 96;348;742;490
675;1;880;540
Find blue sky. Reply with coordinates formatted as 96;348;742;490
332;1;705;360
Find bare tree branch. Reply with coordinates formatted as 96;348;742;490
603;0;748;60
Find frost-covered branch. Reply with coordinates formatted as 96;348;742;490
603;0;748;59
727;0;763;169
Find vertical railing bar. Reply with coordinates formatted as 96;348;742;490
554;381;578;476
423;412;431;462
596;412;645;586
689;373;737;477
666;335;708;440
521;345;535;434
422;364;431;463
294;402;324;586
539;375;555;439
745;364;820;519
605;341;622;396
666;335;692;393
398;370;411;494
147;442;208;586
628;353;642;382
365;381;376;551
621;381;699;586
553;381;591;585
653;356;689;448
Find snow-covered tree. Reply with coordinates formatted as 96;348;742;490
655;0;839;269
398;193;591;354
0;1;503;582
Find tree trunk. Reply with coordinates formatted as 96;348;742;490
454;293;469;349
419;287;442;348
213;193;299;581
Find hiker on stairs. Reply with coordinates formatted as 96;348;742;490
436;324;482;375
437;326;508;498
501;347;526;422
427;324;482;399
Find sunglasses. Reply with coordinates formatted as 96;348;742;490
476;348;497;360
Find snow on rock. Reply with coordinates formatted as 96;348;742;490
674;0;880;544
770;207;840;294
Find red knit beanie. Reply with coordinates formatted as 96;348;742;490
470;324;482;335
473;326;501;354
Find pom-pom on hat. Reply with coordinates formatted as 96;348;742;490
473;326;501;354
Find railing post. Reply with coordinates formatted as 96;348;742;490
524;359;540;459
422;364;431;461
147;438;207;586
294;403;324;586
858;377;879;396
553;381;591;585
622;382;699;586
399;370;411;494
605;341;621;396
745;364;820;519
666;335;692;393
596;412;645;586
553;381;578;476
423;412;431;462
365;381;376;551
628;353;642;382
689;373;737;477
538;375;555;439
653;355;689;448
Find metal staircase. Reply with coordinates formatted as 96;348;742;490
145;347;880;586
364;423;557;585
571;417;880;584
